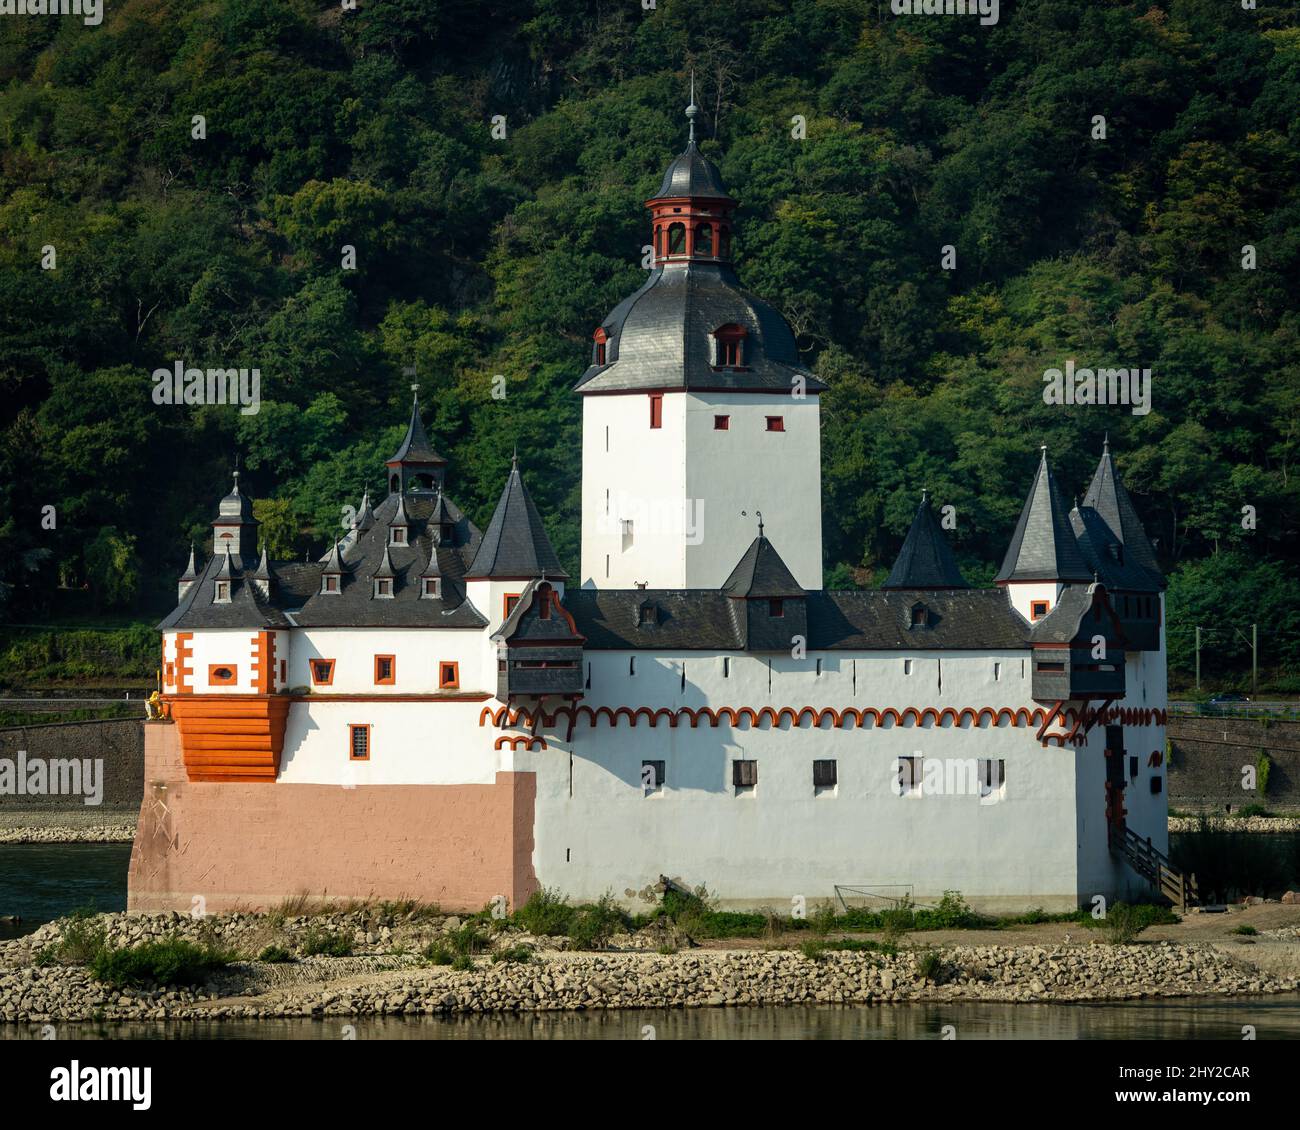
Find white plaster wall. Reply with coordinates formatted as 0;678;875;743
579;391;823;591
519;645;1081;910
682;392;822;590
580;393;687;589
1004;581;1062;623
185;630;260;693
285;628;486;694
278;700;502;785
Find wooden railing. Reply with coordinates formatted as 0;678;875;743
1110;824;1199;908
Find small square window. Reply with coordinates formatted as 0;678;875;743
765;416;785;432
214;581;231;603
642;760;666;795
390;526;407;545
439;662;459;690
349;724;370;761
714;415;730;430
374;655;395;685
311;659;335;685
1031;600;1050;620
322;574;340;594
374;578;394;599
897;755;922;797
503;594;521;618
732;759;758;793
813;760;837;789
422;577;440;599
769;598;784;618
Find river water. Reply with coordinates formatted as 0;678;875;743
2;843;1299;1040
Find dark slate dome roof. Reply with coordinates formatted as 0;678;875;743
574;262;825;394
653;141;733;200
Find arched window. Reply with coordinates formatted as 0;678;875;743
655;226;663;257
389;473;399;493
712;323;748;368
695;223;713;257
667;223;686;255
593;326;607;366
719;227;731;258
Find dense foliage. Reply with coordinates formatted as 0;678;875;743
1;0;1296;684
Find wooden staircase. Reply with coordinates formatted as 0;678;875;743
1110;824;1199;908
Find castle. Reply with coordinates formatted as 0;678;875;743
129;100;1179;915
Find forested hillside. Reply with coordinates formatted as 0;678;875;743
0;0;1297;684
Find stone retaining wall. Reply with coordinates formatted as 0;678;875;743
1168;716;1300;814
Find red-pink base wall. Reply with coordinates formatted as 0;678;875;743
128;722;538;914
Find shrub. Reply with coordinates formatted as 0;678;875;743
450;953;475;972
568;892;627;950
1091;902;1176;945
1232;925;1258;936
91;938;233;988
1255;751;1271;797
880;895;915;942
257;945;294;963
916;950;945;983
513;887;574;936
301;928;353;957
423;942;453;965
491;945;533;965
56;910;108;965
446;922;488;956
810;903;837;936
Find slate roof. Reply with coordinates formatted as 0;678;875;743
214;474;255;523
565;587;1028;651
1079;440;1164;588
883;493;969;590
1027;584;1100;645
158;549;292;631
574;262;825;395
994;450;1093;583
466;460;568;580
722;535;804;598
652;140;733;200
387;395;447;465
1071;506;1163;593
291;492;487;628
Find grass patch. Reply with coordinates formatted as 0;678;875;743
91;937;234;988
491;945;533;965
450;953;475;972
301;928;353;957
422;942;453;965
1087;902;1178;945
256;945;294;963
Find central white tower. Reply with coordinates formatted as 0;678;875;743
575;95;824;591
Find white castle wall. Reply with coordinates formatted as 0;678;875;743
580;391;822;591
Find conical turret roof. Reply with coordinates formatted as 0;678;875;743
387;393;446;465
994;448;1092;584
883;491;969;589
466;456;567;579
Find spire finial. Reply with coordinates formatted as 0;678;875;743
686;69;699;144
511;446;519;471
921;486;929;503
757;509;764;538
1103;431;1110;454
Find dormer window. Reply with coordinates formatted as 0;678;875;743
712;324;748;369
769;599;784;618
322;573;340;594
214;581;231;603
593;327;608;367
638;601;656;626
421;577;440;599
389;526;407;546
910;602;927;628
374;578;394;599
1031;600;1050;620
